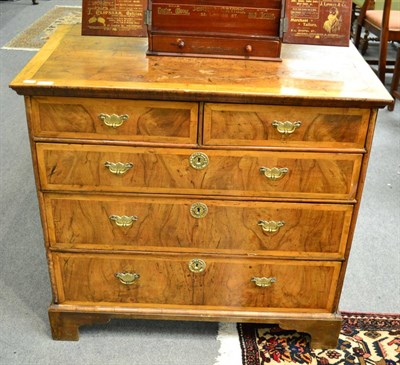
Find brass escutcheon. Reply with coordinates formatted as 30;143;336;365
258;220;285;234
104;161;133;175
190;202;208;218
98;113;129;128
115;272;140;285
109;215;138;227
189;152;209;170
259;167;289;181
251;277;277;288
188;258;206;273
272;121;302;135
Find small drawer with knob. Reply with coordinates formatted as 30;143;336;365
52;252;340;311
29;97;198;145
148;34;281;60
203;103;370;150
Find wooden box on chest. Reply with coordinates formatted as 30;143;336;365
146;0;353;59
146;0;283;60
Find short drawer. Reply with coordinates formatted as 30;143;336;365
149;34;281;60
45;193;352;259
37;144;362;200
203;104;370;150
30;97;198;144
53;252;340;312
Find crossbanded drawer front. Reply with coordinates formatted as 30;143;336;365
37;144;362;200
203;104;370;150
53;252;340;312
30;97;198;144
45;193;352;258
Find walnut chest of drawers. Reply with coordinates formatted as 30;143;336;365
10;25;392;348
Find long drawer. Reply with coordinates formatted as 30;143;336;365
45;193;352;258
53;252;341;312
203;104;370;150
37;144;362;200
148;34;281;60
30;97;198;144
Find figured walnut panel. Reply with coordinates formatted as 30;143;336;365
37;144;362;200
45;193;352;258
31;97;198;144
10;25;393;108
203;104;370;150
53;252;340;311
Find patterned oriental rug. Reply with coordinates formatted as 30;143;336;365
238;313;400;365
2;6;81;51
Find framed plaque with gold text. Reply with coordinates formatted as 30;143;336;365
82;0;147;36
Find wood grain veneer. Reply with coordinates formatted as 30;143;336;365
53;252;340;311
10;25;392;108
203;104;370;150
31;97;198;144
37;143;362;200
44;193;352;258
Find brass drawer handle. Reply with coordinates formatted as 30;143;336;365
190;202;208;219
259;167;289;181
104;161;133;175
98;113;129;128
109;215;138;227
115;272;140;285
272;121;302;135
258;220;285;234
189;152;209;170
188;258;206;273
251;277;277;288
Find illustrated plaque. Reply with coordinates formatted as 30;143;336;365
283;0;352;46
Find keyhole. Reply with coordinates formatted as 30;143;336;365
189;152;208;170
190;202;208;218
189;258;206;273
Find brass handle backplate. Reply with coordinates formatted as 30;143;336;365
258;220;285;234
259;167;289;181
104;161;133;175
272;121;301;135
190;202;208;219
109;215;138;227
251;277;277;287
99;113;129;128
188;258;206;273
189;152;209;170
115;272;140;285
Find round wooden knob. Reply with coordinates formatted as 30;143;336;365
245;44;253;53
177;39;185;49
